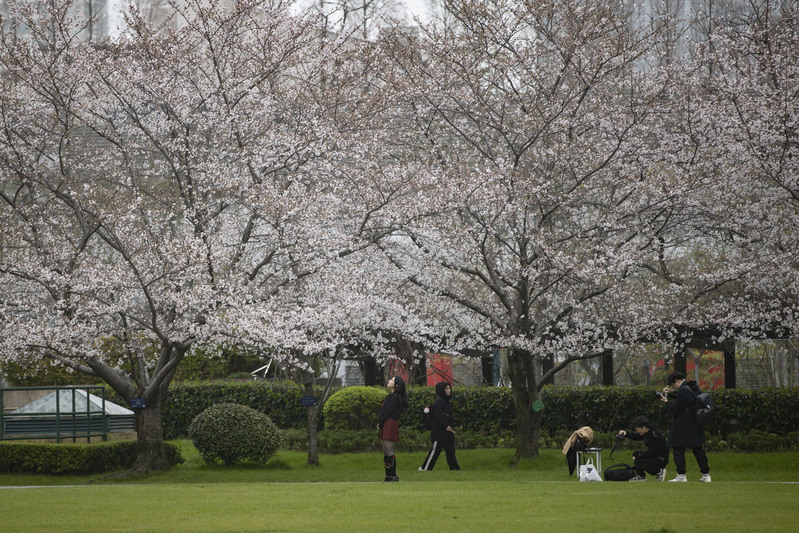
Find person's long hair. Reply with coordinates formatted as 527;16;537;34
392;376;409;413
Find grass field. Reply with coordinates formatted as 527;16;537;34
2;443;798;532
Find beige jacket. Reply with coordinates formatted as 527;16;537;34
562;426;594;455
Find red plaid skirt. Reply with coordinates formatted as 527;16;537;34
378;418;399;442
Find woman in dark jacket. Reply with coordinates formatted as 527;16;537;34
377;375;407;481
661;371;711;482
418;381;460;471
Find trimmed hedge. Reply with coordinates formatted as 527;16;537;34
105;382;799;441
280;428;517;454
535;386;799;438
0;440;184;475
104;381;314;439
279;427;799;454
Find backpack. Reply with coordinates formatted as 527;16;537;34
422;405;433;429
604;463;636;482
694;391;714;427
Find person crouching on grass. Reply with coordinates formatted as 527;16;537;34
418;381;461;472
618;416;668;481
376;376;408;482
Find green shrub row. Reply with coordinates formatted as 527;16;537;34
162;381;311;438
280;428;517;454
104;381;313;439
0;440;184;475
279;428;799;454
325;385;799;438
105;382;799;440
538;386;799;438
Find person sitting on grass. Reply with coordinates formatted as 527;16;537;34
617;416;668;482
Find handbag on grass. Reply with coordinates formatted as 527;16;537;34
579;457;603;482
603;463;636;481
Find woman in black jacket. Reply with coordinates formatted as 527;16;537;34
661;371;711;482
418;381;460;471
377;375;407;481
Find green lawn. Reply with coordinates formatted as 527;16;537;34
2;443;798;532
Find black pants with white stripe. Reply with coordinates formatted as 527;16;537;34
419;440;460;471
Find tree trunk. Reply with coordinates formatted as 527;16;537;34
507;347;541;459
304;381;320;466
132;401;170;473
361;356;378;386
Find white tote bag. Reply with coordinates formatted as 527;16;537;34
579;458;603;482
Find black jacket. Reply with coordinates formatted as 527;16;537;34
377;392;402;428
430;381;455;443
626;424;668;462
665;380;705;448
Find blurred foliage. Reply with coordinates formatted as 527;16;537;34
174;345;267;381
2;341;267;387
2;355;104;386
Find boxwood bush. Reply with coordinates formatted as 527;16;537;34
189;403;282;466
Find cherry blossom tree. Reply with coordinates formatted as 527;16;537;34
0;0;382;472
368;0;706;458
640;0;799;342
363;0;799;459
694;0;799;336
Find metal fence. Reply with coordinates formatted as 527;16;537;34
0;385;110;443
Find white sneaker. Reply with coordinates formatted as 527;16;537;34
656;468;667;482
669;474;687;482
628;475;647;482
699;473;712;482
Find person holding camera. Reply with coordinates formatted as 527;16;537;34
418;381;461;471
618;416;668;481
661;371;711;482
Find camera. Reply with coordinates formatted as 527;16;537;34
656;390;676;399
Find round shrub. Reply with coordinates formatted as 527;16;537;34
323;386;387;430
189;403;281;466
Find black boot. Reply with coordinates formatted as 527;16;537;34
383;456;393;482
386;455;399;482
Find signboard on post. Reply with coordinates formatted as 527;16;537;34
300;396;318;407
130;398;146;409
